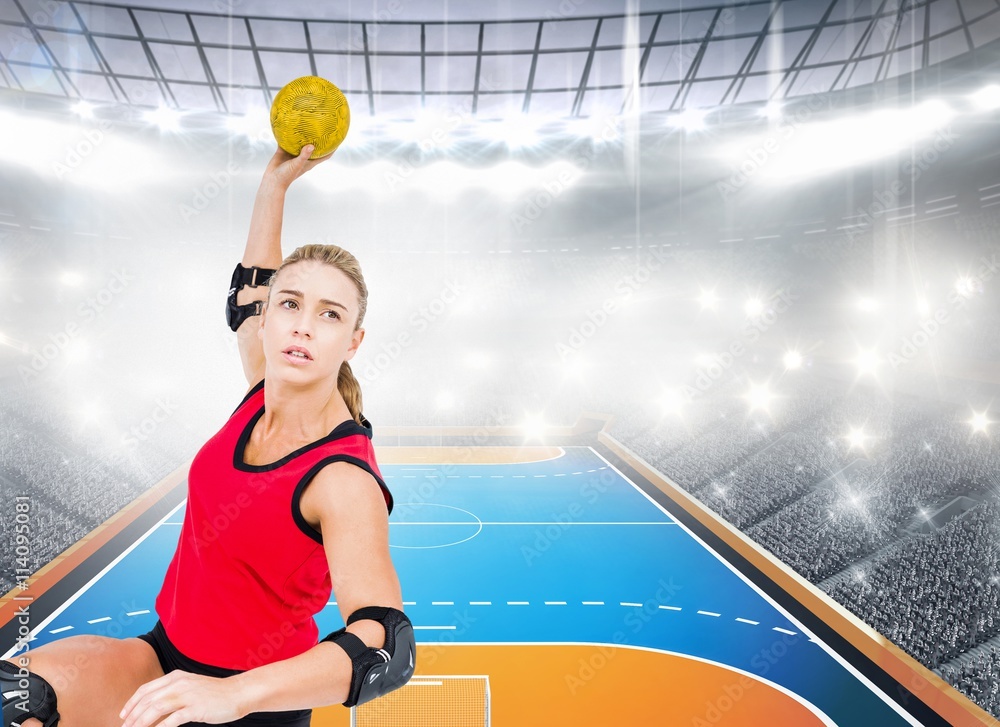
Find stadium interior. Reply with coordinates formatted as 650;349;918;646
0;0;999;721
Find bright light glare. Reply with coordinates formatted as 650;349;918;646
143;104;181;132
759;102;782;120
483;114;543;148
660;389;685;417
971;85;1000;111
845;426;869;449
567;112;622;143
745;383;773;412
954;276;978;298
563;355;588;380
783;350;803;370
697;289;719;310
668;107;708;131
856;297;879;312
60;271;84;286
72;100;95;118
746;99;955;182
226;106;271;142
521;412;547;440
969;410;991;433
435;391;454;409
854;349;880;376
389;109;459;148
916;298;931;316
744;298;764;317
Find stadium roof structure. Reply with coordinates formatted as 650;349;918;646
1;0;999;122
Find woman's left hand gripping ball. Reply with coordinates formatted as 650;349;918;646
119;670;246;727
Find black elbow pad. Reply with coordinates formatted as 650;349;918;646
226;262;275;332
321;606;416;707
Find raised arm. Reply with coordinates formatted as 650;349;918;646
233;144;332;386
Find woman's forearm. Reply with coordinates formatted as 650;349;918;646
242;179;287;269
230;640;352;713
231;619;386;713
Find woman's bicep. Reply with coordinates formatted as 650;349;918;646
316;463;401;616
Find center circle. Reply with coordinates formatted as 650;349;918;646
389;502;483;549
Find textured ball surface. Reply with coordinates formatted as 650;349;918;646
270;76;350;159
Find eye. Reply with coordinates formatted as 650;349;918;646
280;299;339;320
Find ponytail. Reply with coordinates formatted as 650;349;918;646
338;360;364;425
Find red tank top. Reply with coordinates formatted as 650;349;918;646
155;379;392;670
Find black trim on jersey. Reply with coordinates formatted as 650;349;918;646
232;378;266;417
292;455;395;543
234;403;374;472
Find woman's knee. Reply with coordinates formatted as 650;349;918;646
4;634;165;725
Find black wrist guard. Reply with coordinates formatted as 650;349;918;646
226;262;276;333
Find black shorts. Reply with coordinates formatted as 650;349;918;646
136;620;312;727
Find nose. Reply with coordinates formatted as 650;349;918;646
292;312;314;337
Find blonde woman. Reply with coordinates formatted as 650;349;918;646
2;145;414;727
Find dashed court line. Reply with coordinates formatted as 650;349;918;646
53;599;798;641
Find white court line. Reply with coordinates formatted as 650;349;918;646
659;605;682;611
698;611;721;617
413;626;456;630
544;601;567;605
388;522;675;525
2;498;186;659
507;601;529;606
774;627;798;636
587;445;922;727
621;602;643;607
469;601;492;606
582;601;604;606
736;618;760;625
425;640;838;727
431;601;454;606
87;617;112;624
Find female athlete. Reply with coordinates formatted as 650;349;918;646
1;144;415;727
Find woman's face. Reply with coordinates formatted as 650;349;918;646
258;260;364;381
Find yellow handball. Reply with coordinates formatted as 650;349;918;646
270;76;350;160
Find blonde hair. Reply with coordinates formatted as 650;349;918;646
266;244;368;425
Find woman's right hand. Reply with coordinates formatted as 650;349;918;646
262;144;332;192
